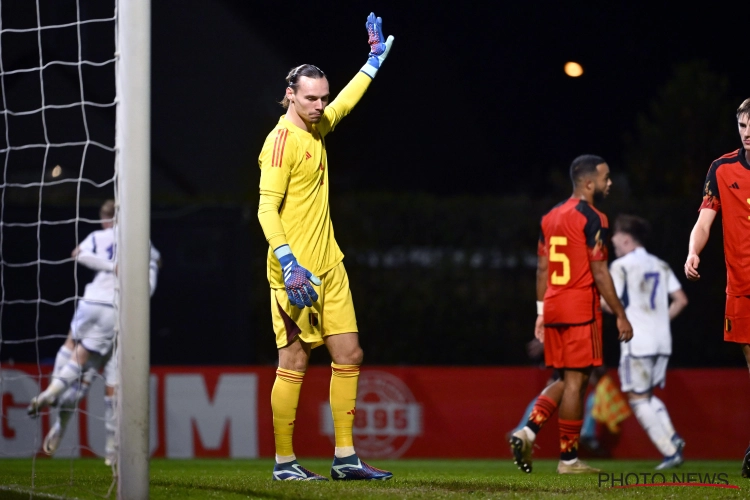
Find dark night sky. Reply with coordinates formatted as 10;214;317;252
149;1;747;200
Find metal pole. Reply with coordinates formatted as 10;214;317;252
116;0;151;497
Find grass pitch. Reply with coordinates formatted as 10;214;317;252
0;458;747;499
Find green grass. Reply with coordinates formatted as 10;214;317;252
0;458;747;499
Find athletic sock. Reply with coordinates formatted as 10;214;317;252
649;395;677;439
330;363;359;457
52;345;73;378
526;394;558;436
42;361;83;401
558;418;583;462
580;392;597;440
631;398;677;457
104;395;116;453
271;368;304;459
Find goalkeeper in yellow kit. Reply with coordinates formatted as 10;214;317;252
257;12;394;481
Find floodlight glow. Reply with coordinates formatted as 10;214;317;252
564;62;583;77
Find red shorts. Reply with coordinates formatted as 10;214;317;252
544;319;603;369
724;295;750;344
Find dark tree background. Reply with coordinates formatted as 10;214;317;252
0;1;746;369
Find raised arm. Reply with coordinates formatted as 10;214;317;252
685;208;716;281
74;232;114;272
591;260;633;342
320;13;394;134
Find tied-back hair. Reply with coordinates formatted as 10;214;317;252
614;214;650;245
737;97;750;118
279;64;326;109
569;154;606;187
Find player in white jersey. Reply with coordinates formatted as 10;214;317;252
605;214;688;470
26;199;161;465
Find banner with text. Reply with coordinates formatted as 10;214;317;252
1;365;746;459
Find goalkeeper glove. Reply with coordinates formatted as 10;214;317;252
274;244;321;309
360;12;394;79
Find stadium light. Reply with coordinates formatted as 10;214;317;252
564;61;584;77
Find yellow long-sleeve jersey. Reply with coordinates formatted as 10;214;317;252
258;71;371;289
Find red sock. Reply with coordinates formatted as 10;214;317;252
526;394;558;434
559;418;583;461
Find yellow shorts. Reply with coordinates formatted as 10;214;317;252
271;261;358;349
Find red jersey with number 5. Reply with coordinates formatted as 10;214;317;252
538;198;609;326
699;148;750;295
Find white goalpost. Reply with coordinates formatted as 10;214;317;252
0;0;151;497
115;0;151;497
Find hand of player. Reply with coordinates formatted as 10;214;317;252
274;245;321;309
526;337;544;358
616;315;633;342
684;253;701;281
534;315;544;343
360;12;394;78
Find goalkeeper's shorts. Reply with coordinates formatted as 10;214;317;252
271;261;358;349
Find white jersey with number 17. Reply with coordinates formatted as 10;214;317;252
610;247;681;356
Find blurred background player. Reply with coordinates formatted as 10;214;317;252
27;199;161;466
685;97;750;478
604;214;688;469
510;155;633;475
256;13;394;481
508;350;608;456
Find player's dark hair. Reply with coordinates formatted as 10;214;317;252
569;154;606;187
614;214;650;245
280;64;327;109
737;98;750;119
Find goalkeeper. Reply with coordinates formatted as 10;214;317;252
257;12;393;481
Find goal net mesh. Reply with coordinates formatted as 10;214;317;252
0;0;118;495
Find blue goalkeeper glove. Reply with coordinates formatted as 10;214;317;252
360;12;394;79
274;244;321;309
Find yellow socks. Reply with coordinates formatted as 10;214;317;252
271;368;304;459
330;363;360;450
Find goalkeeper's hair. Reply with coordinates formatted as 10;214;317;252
613;214;650;245
569;154;606;188
280;64;327;109
737;97;750;119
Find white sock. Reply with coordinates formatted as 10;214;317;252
649;396;677;438
53;345;73;378
42;361;83;401
104;395;116;446
275;454;296;464
631;398;677;457
335;446;356;458
58;406;74;434
522;426;537;442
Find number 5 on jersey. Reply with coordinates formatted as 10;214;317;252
549;236;570;285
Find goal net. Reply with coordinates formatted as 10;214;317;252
0;0;151;497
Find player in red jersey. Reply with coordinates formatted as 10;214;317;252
685;97;750;478
510;154;633;474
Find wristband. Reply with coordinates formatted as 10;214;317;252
536;301;544;315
